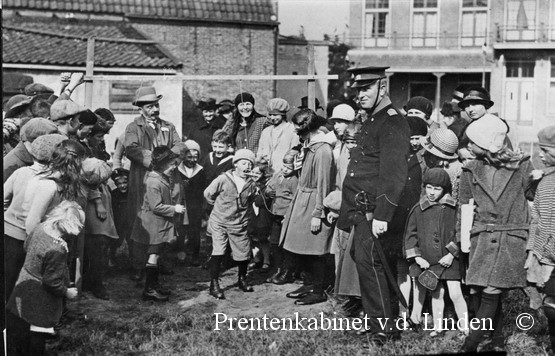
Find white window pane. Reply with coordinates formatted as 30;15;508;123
475;12;487;35
412;38;424;47
549;83;555;113
425;37;437;47
461;37;474;46
413;13;424;36
507;0;520;27
426;13;438;35
462;13;475;36
384;13;391;37
365;13;376;37
523;0;537;27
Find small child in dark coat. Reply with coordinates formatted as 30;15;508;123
109;168;131;267
247;156;274;271
264;149;299;284
404;168;467;336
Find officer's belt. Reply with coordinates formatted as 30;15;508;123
470;223;529;235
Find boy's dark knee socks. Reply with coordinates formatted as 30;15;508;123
210;256;223;279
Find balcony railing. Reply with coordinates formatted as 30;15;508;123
495;23;553;42
359;31;486;49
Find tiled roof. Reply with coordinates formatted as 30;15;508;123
2;17;181;69
3;0;277;24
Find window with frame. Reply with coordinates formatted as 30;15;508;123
412;0;438;47
504;0;537;41
505;60;535;77
364;0;389;47
549;58;555;113
109;81;153;113
461;0;488;47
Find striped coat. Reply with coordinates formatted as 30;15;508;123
527;167;555;264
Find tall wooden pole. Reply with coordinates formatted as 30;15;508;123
85;36;95;108
307;44;316;111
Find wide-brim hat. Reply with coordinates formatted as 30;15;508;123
458;89;494;110
132;86;162;106
420;128;459;160
4;94;31;118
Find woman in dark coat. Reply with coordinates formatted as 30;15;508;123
222;92;268;153
7;201;84;356
459;114;534;352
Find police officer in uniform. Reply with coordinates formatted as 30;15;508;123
337;66;410;343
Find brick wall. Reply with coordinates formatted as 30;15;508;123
131;21;276;136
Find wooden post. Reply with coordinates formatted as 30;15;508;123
85;36;95;108
433;72;445;121
307;44;316;111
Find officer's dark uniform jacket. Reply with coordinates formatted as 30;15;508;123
337;96;410;231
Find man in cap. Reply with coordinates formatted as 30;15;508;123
3;94;33;155
50;99;87;139
24;83;54;100
337;66;410;342
188;97;226;160
3;117;58;182
124;86;181;280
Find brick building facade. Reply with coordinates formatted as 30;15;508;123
3;0;278;143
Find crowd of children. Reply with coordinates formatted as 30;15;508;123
4;73;555;354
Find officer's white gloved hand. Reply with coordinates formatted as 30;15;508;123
372;219;388;237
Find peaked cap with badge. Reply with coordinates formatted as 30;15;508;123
348;66;389;89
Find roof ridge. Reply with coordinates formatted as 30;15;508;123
3;24;157;44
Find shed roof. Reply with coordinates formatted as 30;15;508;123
3;16;181;69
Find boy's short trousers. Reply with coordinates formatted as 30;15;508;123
148;242;168;255
209;220;250;261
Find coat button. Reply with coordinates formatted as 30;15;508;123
492;240;497;243
350;172;354;177
408;177;411;181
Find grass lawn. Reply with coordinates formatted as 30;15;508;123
47;258;550;355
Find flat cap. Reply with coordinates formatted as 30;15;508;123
538;125;555;148
30;133;66;163
50;100;87;121
24;83;54;97
20;117;59;142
